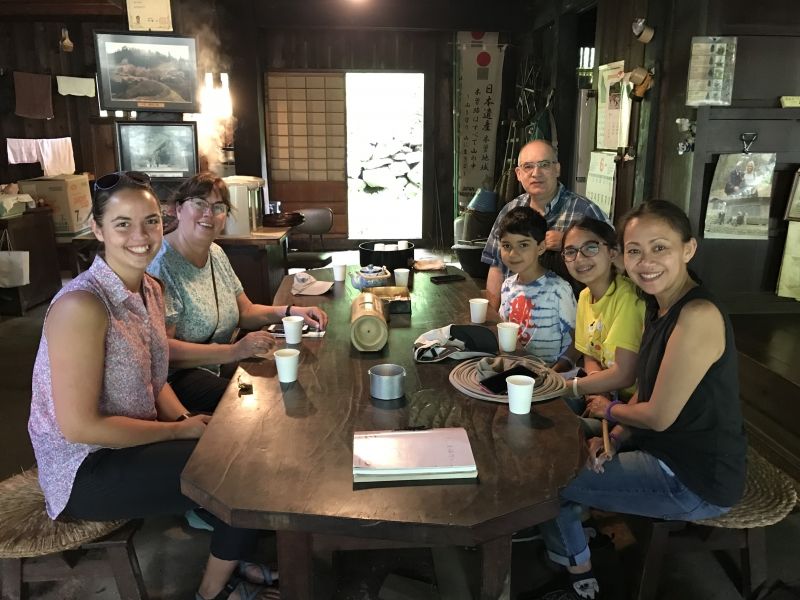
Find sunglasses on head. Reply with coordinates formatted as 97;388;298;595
94;171;152;193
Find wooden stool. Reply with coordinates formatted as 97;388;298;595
638;448;798;600
0;469;147;600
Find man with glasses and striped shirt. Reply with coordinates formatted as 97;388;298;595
482;140;610;308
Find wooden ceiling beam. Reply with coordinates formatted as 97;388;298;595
234;0;535;32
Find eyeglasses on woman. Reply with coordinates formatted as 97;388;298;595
561;241;609;262
185;197;229;216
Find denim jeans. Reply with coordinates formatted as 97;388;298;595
539;450;730;567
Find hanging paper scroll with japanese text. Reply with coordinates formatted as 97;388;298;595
456;32;505;209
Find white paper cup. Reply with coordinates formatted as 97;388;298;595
394;268;410;287
333;263;346;282
507;375;535;414
497;322;520;352
398;240;409;250
384;244;398;251
374;243;386;251
282;315;305;344
274;348;300;383
469;298;489;324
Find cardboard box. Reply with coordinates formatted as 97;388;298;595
18;174;91;234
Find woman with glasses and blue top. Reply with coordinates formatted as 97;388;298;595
554;217;646;435
531;201;745;600
147;172;327;414
28;172;280;600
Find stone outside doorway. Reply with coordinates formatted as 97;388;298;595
345;72;424;240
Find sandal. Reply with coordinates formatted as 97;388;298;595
196;575;280;600
238;561;278;586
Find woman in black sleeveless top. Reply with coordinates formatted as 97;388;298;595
534;201;746;600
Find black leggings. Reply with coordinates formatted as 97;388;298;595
63;440;257;561
169;368;231;413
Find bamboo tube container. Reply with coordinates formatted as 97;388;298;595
350;292;389;351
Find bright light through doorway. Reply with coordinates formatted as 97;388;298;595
346;72;424;240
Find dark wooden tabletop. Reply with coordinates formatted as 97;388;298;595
181;266;584;547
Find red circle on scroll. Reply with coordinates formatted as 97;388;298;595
476;52;491;67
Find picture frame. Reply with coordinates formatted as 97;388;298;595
94;31;198;112
786;169;800;222
116;121;198;180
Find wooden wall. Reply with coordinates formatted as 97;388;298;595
0;19;123;184
0;0;223;191
643;0;800;313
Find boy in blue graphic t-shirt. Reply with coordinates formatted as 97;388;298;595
498;206;576;366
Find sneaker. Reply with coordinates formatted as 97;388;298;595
512;525;542;543
572;577;600;599
185;509;214;532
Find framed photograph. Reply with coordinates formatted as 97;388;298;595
786;169;800;222
703;153;776;240
116;121;198;180
94;31;198;112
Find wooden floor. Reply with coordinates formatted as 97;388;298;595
731;314;800;387
732;314;800;481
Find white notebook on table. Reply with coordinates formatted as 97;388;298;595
352;427;478;483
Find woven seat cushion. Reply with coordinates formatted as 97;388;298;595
0;469;126;558
693;448;798;529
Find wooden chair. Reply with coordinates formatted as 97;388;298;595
285;208;334;271
637;448;798;600
0;469;147;600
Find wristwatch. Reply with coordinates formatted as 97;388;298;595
285;304;293;317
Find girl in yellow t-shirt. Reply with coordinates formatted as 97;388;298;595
556;218;645;420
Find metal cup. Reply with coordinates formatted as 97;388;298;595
368;364;406;400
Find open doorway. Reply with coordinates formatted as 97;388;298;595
345;72;424;239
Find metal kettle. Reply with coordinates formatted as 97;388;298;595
223;175;266;235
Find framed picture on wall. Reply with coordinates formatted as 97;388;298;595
786;169;800;222
116;121;198;180
94;31;198;112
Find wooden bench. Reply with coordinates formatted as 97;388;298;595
638;448;798;600
0;469;147;600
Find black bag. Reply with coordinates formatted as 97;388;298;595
748;580;800;600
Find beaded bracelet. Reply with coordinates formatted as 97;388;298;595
604;400;622;423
